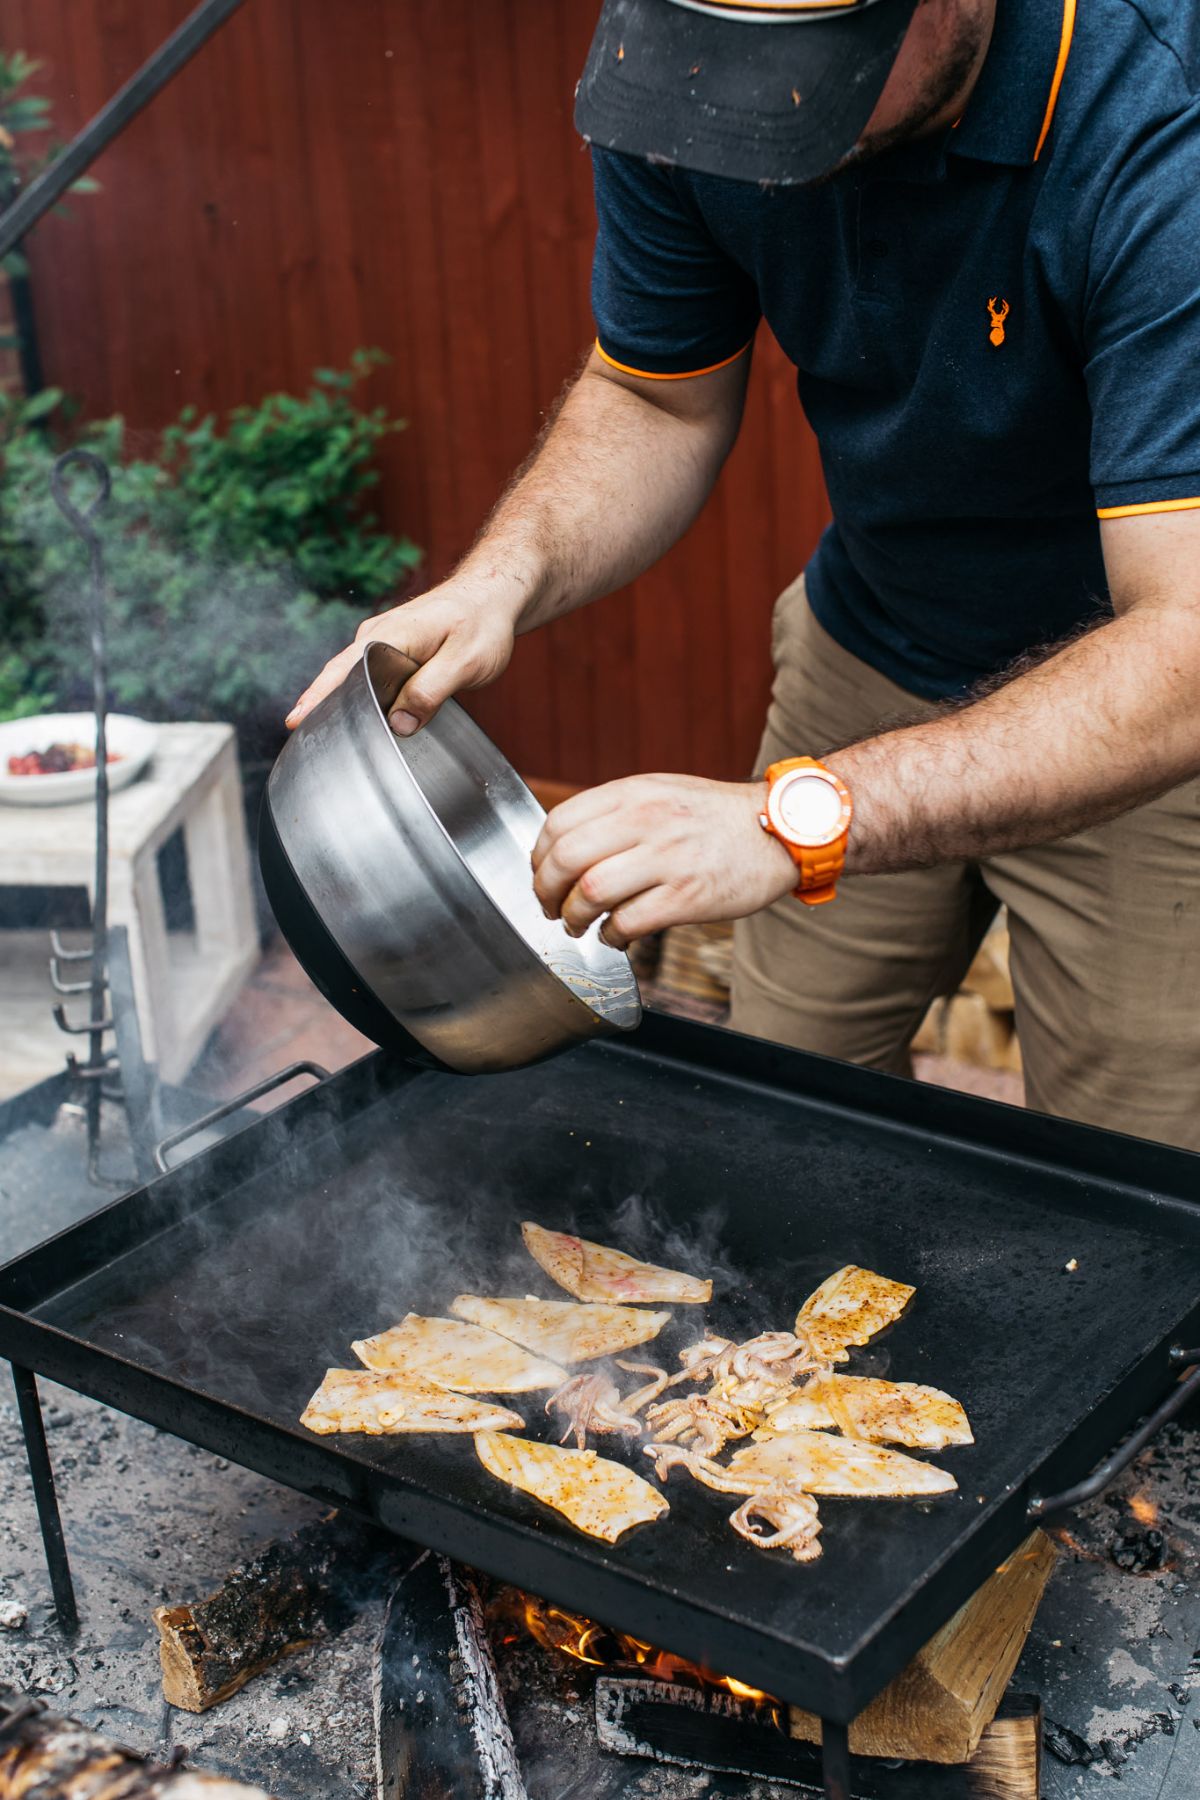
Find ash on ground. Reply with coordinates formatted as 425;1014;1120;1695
1018;1418;1200;1797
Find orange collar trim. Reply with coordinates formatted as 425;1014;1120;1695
1033;0;1077;161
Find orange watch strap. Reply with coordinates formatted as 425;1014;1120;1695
761;757;852;904
765;756;820;782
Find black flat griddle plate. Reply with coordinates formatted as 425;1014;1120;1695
4;1015;1200;1720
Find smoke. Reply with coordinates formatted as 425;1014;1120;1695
607;1188;740;1296
34;1045;814;1436
1;428;362;742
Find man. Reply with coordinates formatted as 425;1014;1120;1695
291;0;1200;1151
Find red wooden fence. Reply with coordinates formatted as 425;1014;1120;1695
7;0;829;786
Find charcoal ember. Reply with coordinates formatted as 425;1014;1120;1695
1111;1525;1166;1572
1044;1719;1095;1765
1170;1683;1191;1706
1102;1737;1129;1767
1154;1711;1177;1736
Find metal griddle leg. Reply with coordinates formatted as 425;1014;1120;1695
821;1718;852;1800
10;1365;78;1635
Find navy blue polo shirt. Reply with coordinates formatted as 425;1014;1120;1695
588;0;1200;700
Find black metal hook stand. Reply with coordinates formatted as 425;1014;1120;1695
49;451;117;1187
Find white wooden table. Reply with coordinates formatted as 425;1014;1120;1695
0;722;259;1083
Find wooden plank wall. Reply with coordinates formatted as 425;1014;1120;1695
7;0;830;786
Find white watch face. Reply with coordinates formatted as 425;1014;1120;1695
774;771;846;846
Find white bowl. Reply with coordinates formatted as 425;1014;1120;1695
0;712;158;807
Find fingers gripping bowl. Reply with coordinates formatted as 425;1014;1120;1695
260;641;642;1072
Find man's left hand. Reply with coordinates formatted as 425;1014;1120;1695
531;773;798;950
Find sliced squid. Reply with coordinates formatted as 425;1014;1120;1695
795;1265;915;1363
726;1430;956;1498
547;1372;646;1448
300;1368;524;1436
475;1430;668;1543
522;1221;712;1304
763;1375;972;1452
729;1484;823;1562
451;1293;670;1365
352;1313;565;1394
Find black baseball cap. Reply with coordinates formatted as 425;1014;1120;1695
576;0;921;187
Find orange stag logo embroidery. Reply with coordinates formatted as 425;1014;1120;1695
987;297;1010;347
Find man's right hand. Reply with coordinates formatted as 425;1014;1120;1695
285;575;522;737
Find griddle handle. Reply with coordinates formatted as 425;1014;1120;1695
1028;1349;1200;1520
152;1060;329;1172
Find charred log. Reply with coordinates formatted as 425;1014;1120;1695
0;1688;277;1797
154;1510;399;1713
595;1678;1041;1799
374;1552;526;1800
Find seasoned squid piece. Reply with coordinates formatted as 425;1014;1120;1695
795;1265;915;1363
352;1313;565;1393
763;1375;973;1452
451;1294;669;1365
300;1369;524;1437
726;1430;956;1498
547;1373;643;1447
548;1363;668;1448
645;1391;760;1457
730;1484;824;1562
668;1330;828;1395
522;1221;712;1304
475;1431;668;1543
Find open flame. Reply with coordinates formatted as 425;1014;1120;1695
1127;1489;1158;1528
509;1592;779;1712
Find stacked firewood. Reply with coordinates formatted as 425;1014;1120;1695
652;915;1021;1076
912;919;1021;1075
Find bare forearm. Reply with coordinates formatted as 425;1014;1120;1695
832;602;1200;875
454;352;748;633
528;512;1200;945
290;349;748;732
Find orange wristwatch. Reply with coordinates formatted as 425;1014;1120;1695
759;757;853;906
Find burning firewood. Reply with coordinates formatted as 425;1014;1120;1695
0;1688;278;1797
595;1677;1042;1798
153;1511;401;1713
374;1553;526;1800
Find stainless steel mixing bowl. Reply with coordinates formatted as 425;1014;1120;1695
260;640;642;1073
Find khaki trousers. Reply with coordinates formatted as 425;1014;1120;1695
730;575;1200;1152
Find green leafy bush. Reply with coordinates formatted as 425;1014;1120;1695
160;350;419;600
0;355;422;733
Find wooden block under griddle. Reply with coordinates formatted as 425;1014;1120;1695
789;1531;1056;1765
